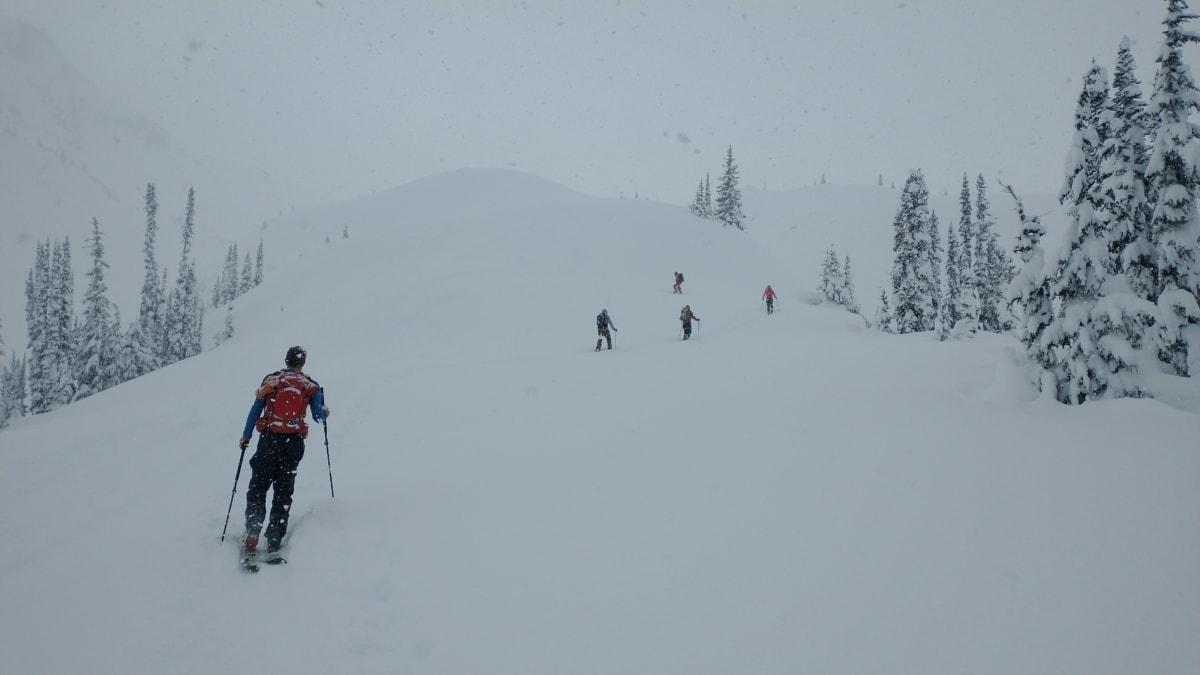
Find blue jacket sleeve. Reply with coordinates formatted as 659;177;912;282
310;387;327;423
242;398;265;439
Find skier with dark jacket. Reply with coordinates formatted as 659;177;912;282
596;309;618;351
238;346;329;555
679;305;700;340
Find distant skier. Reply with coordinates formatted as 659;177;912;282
762;285;777;314
679;304;700;340
673;271;684;294
595;309;618;351
238;346;329;556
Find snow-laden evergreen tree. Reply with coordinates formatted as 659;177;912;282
935;291;952;341
113;306;141;388
214;306;235;347
944;217;963;330
255;240;265;286
165;188;204;363
1066;37;1161;399
1060;60;1111;209
1146;0;1200;376
47;238;76;409
714;147;746;230
974;175;1012;332
1041;62;1118;402
817;247;846;305
889;170;940;333
1001;182;1056;381
212;244;243;308
954;173;980;330
689;177;707;218
702;175;713;219
842;255;859;313
874;288;894;333
1047;199;1115;403
131;183;162;378
0;351;26;428
930;209;944;317
225;244;240;303
75;218;118;400
240;252;253;295
25;242;50;413
1103;37;1155;295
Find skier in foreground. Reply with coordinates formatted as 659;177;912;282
679;305;700;340
596;308;618;351
238;346;329;556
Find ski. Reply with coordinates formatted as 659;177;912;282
240;549;287;572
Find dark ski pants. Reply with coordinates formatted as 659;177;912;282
682;322;693;339
245;430;305;548
766;298;774;314
596;327;612;351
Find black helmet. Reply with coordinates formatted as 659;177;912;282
285;345;307;368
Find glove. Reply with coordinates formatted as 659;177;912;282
239;437;250;450
319;405;331;421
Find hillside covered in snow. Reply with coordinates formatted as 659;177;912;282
1;167;1197;675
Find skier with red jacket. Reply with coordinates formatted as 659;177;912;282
762;285;777;314
238;346;329;555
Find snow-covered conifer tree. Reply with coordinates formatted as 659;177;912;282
255;240;264;287
75;218;117;400
1001;181;1056;378
1102;38;1155;294
955;173;979;329
1060;60;1111;210
25;242;51;413
944;218;963;330
240;252;253;295
214;306;235;347
47;238;76;409
165;188;204;363
974;176;1010;332
890;170;939;333
874;289;894;334
132;183;162;378
818;247;845;304
714;147;746;230
0;349;27;428
1146;0;1200;376
689;179;707;218
702;175;713;219
842;255;859;313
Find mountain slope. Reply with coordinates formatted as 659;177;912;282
0;15;316;352
1;169;1196;675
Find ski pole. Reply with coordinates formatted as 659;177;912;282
220;444;248;542
323;420;335;498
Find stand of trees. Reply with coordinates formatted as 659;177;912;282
0;184;266;427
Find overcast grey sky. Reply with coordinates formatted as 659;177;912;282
1;0;1188;204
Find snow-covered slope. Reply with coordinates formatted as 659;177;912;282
1;168;1196;675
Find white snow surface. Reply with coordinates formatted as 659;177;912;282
1;168;1197;675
